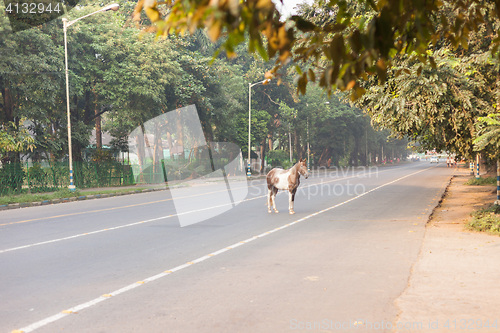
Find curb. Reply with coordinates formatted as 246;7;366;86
0;187;168;212
1;175;264;212
424;174;455;225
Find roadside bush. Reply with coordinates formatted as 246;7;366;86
465;177;496;186
267;150;289;168
467;205;500;236
27;163;55;193
0;163;25;194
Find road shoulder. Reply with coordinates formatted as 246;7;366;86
394;172;500;332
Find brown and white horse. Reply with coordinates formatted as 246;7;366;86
266;158;309;214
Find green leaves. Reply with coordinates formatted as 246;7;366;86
0;119;36;159
361;49;496;159
133;0;500;102
474;114;500;158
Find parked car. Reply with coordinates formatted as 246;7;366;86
430;157;439;163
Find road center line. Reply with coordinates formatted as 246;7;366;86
0;185;249;227
0;166;416;254
0;165;402;227
11;166;433;333
0;166;399;254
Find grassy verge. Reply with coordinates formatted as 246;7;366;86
0;187;150;206
467;205;500;236
465;176;496;186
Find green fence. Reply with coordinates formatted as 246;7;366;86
0;161;135;196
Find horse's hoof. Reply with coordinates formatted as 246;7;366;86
274;210;279;213
289;211;295;215
268;210;272;213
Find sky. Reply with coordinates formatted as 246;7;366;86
273;0;314;18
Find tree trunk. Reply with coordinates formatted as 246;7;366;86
1;82;16;165
153;120;163;173
294;128;301;159
1;82;14;124
176;109;184;160
136;126;146;183
318;147;330;167
495;159;500;206
260;138;266;174
95;104;102;150
167;132;174;159
350;134;360;166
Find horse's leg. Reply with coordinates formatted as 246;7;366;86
272;187;279;213
267;188;272;213
289;189;296;214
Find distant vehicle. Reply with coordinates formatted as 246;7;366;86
408;154;420;161
430;157;439;163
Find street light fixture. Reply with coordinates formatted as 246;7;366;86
247;78;270;177
62;3;119;190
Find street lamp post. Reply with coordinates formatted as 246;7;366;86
62;3;119;190
307;117;310;171
247;78;270;177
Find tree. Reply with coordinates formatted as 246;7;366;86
360;50;493;160
0;3;64;162
475;114;500;157
0;0;410;180
474;113;500;204
134;0;498;98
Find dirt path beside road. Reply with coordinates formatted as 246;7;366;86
394;171;500;332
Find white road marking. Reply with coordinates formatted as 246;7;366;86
12;166;434;333
1;166;394;254
1;165;402;227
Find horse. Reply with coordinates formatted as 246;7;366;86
266;158;309;214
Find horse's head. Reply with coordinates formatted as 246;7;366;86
297;158;309;179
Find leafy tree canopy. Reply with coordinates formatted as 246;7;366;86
134;0;500;98
0;0;411;174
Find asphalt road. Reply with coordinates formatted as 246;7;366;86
1;162;454;333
